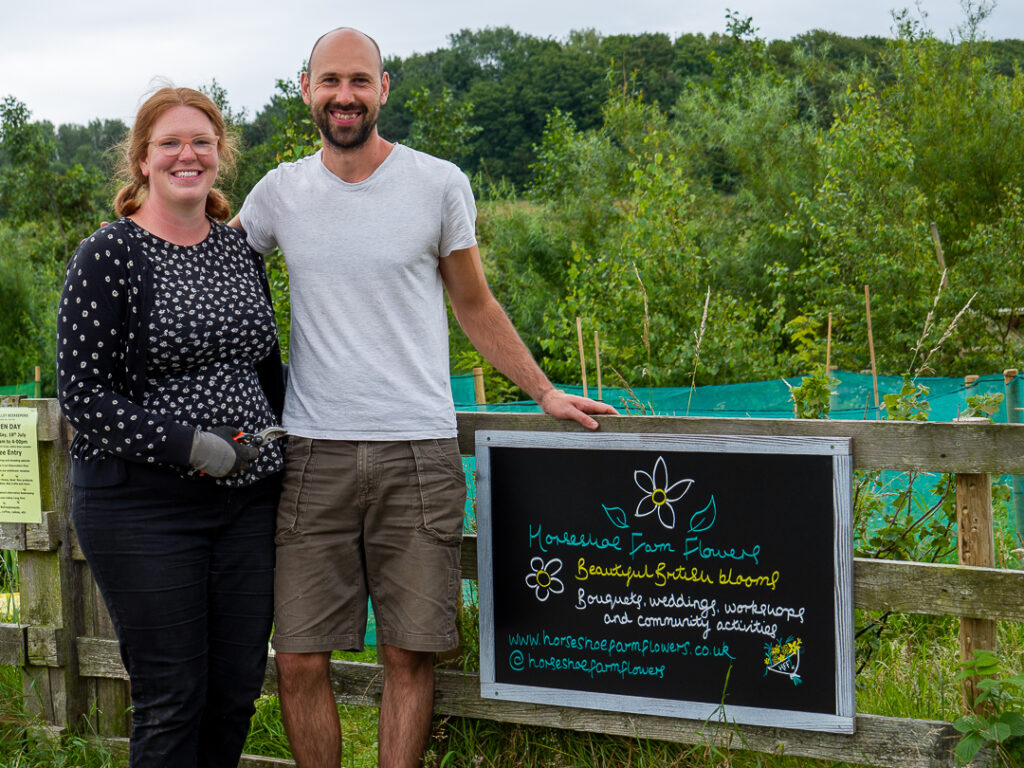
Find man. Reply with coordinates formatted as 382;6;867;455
234;27;616;768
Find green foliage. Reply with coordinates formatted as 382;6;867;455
859;471;957;563
0;551;16;623
964;392;1005;419
403;86;481;166
882;7;1024;257
477;198;568;341
454;27;609;185
0;223;61;392
54;118;126;176
783;315;826;372
259;73;321;167
0;665;120;767
882;378;931;422
263;249;291;364
7;18;1024;390
953;187;1024;372
0;97;108;259
527;99;634;252
527;83;789;387
448;349;523;405
785;79;936;373
200;78;249;129
788;373;836;419
953;650;1024;766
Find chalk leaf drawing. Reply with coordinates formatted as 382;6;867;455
603;504;630;529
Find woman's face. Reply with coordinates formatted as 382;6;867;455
139;105;220;212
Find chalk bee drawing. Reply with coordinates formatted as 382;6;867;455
634;455;694;530
525;557;564;602
764;636;803;685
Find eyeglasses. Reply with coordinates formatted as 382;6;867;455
148;135;219;156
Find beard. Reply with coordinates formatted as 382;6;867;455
312;100;378;150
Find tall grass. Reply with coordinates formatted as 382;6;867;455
1;550;18;624
0;664;118;767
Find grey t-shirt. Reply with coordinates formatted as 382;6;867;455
238;144;477;439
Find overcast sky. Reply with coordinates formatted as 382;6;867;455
3;0;1021;127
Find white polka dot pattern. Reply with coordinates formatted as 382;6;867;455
57;218;284;486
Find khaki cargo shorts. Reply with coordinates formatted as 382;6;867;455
271;437;465;653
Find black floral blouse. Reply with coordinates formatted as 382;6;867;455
57;218;284;487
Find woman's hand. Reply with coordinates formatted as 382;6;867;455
188;426;259;477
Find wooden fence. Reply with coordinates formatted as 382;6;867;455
2;398;1023;767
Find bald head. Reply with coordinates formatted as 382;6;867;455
308;27;384;78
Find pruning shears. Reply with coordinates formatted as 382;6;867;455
232;426;288;447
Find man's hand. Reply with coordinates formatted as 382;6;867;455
538;389;617;430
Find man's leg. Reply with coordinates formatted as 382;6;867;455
379;645;434;768
276;651;341;768
273;438;368;767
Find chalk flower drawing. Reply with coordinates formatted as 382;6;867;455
525;557;564;602
634;455;693;530
764;636;803;685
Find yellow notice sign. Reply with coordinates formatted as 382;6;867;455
0;407;42;523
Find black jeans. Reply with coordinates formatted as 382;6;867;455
72;462;279;768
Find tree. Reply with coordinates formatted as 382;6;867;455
403;86;481;166
0;223;61;390
0;96;106;258
879;19;1024;262
54;118;127;174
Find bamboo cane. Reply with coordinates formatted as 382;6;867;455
825;313;832;378
930;222;949;288
576;316;588;398
865;286;879;409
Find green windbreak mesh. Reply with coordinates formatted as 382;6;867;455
0;382;35;397
452;370;1013;422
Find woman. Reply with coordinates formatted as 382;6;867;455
56;87;285;767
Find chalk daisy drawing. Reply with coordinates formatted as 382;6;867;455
634;455;693;530
525;557;564;602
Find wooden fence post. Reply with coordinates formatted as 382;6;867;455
3;400;131;739
955;411;997;713
472;366;486;406
15;399;87;732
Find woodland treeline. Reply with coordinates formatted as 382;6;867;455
3;9;1024;396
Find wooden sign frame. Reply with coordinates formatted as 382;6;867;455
475;430;855;733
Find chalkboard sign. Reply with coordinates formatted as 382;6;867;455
475;431;855;733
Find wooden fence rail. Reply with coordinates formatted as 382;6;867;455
3;401;1023;767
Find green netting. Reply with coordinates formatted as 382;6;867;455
0;382;35;397
453;370;1014;422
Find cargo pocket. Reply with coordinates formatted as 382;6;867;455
275;436;315;540
411;439;466;544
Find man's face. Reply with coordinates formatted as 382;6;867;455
301;30;389;151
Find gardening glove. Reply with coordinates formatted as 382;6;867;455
188;425;259;478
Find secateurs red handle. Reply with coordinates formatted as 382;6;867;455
232;426;288;447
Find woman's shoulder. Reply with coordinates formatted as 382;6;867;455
69;218;138;271
209;218;255;251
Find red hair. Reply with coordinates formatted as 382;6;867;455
113;87;239;221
